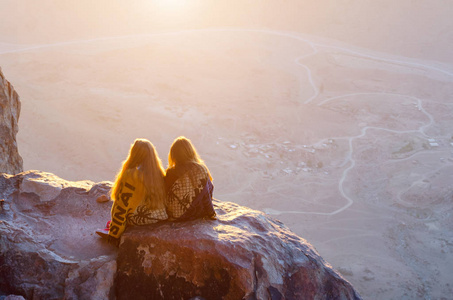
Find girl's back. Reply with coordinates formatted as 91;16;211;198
166;162;215;221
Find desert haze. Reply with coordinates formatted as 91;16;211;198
1;1;453;299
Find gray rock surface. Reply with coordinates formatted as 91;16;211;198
0;68;23;175
0;171;116;299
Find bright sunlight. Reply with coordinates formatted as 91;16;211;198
149;0;189;11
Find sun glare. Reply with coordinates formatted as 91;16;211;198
154;0;188;10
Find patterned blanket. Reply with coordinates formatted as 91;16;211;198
166;163;216;221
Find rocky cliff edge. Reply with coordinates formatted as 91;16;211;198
0;68;23;175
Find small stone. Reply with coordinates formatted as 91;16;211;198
4;295;26;300
97;195;110;203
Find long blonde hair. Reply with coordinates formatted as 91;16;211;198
111;139;166;209
167;136;212;181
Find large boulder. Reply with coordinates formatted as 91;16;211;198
0;171;117;299
0;171;362;299
117;203;361;300
0;68;23;174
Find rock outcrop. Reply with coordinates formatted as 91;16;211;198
117;204;361;300
0;68;23;175
0;171;116;299
0;171;362;299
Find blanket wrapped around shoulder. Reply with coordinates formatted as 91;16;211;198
166;163;216;221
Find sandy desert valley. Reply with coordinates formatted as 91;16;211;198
1;18;453;300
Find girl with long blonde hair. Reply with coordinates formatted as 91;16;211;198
165;136;216;221
97;139;168;241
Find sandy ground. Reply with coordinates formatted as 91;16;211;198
1;29;453;299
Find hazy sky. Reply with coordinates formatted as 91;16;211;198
1;0;452;64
